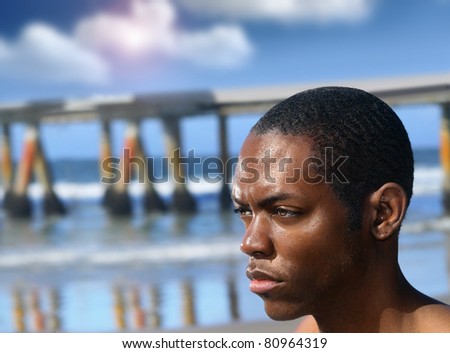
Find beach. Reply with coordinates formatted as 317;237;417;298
0;148;449;332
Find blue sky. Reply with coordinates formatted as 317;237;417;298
1;0;449;159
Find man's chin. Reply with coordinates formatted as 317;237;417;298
264;302;303;321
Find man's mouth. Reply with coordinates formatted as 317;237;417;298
246;269;283;295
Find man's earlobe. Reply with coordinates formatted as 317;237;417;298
369;183;407;241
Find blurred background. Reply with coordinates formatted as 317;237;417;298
0;0;449;332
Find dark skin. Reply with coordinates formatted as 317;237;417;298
233;132;450;333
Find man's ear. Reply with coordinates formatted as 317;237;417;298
368;183;408;241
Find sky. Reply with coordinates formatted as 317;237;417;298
1;0;450;159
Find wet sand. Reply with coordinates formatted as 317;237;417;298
181;319;301;333
154;318;303;333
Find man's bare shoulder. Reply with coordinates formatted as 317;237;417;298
414;303;450;332
294;304;450;333
295;315;319;333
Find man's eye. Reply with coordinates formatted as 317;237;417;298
274;208;297;217
233;207;252;216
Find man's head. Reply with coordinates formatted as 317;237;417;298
232;87;414;321
251;86;414;230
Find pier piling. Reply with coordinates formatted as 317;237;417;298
218;114;232;210
105;122;138;216
5;125;36;217
4;124;64;217
1;124;13;209
104;121;166;215
33;127;66;216
100;120;115;207
133;122;166;213
163;118;197;213
441;103;450;214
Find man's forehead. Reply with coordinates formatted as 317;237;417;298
239;132;314;159
231;169;328;208
232;132;337;200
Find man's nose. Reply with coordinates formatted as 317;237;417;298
240;217;274;258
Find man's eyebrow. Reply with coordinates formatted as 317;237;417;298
258;193;293;208
231;195;247;206
231;193;295;208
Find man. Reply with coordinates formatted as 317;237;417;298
232;86;450;332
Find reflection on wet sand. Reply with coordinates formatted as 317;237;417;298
227;276;240;322
110;277;241;332
12;289;25;332
12;287;61;332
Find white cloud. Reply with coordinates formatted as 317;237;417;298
0;0;254;86
0;23;110;85
178;0;375;23
176;25;253;67
74;0;253;68
75;0;177;59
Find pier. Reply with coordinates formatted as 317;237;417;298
1;72;450;217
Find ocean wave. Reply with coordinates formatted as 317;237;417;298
2;179;223;200
402;216;450;234
0;238;241;270
413;166;442;196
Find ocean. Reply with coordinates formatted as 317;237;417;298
0;148;448;332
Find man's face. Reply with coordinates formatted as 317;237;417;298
232;132;368;320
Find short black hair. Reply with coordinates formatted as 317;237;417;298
251;86;414;230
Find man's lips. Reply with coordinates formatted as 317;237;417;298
246;269;283;295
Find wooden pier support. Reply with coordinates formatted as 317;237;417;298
163;118;197;213
104;121;165;215
134;123;166;213
100;120;115;207
4;124;65;218
34;129;66;216
4;126;34;217
104;123;132;215
1;124;13;208
219;114;232;210
441;103;450;214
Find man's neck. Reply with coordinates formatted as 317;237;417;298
313;265;430;332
